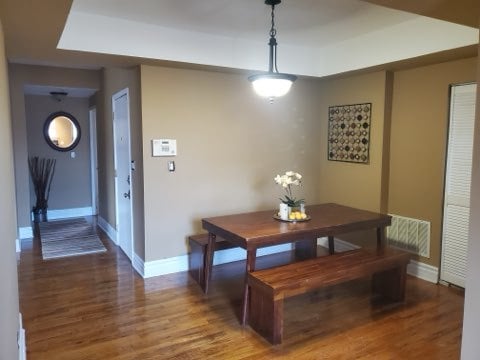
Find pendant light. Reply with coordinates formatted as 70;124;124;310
248;0;296;102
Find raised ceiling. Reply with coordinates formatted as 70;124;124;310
0;0;478;77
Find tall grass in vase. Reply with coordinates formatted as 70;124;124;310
28;156;56;222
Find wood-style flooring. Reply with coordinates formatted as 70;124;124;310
18;224;464;359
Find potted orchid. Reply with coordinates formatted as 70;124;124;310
274;171;304;208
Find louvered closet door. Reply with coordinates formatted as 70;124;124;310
441;83;477;287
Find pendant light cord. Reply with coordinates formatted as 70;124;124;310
269;3;279;73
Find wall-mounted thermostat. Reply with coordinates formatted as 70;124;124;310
152;139;177;157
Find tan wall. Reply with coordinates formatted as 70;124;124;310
316;71;391;212
314;71;392;248
388;57;477;267
0;19;20;360
140;65;323;261
8;64;100;228
99;67;145;258
25;95;91;211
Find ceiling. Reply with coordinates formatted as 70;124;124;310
0;0;478;78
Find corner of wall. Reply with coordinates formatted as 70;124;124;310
380;71;394;213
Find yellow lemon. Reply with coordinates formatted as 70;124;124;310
289;213;296;220
301;213;307;219
295;212;302;220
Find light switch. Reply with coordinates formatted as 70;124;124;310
70;151;76;158
168;161;175;172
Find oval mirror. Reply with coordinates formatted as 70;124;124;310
43;111;81;152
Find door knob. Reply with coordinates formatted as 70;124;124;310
123;190;131;199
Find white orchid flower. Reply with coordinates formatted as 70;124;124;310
275;171;303;207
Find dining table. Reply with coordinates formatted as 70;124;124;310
201;202;392;325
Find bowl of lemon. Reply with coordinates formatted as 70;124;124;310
274;210;310;222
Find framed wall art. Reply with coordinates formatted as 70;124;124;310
327;103;372;164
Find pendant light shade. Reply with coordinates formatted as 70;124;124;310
249;0;296;102
249;73;296;98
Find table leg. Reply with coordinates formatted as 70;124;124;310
203;232;216;294
328;235;335;255
377;227;386;250
242;248;257;326
294;239;317;259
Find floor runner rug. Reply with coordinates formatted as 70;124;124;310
39;218;106;260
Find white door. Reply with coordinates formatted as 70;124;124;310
89;108;99;215
441;83;477;287
113;89;133;261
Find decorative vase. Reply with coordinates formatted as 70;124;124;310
32;208;48;223
279;203;289;220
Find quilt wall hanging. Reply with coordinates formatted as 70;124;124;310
328;103;372;164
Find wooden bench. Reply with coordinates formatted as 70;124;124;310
188;234;236;291
247;247;410;344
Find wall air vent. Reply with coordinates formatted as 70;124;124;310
386;214;430;258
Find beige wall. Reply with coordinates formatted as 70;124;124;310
316;71;392;214
25;95;91;211
0;19;20;360
312;71;393;248
140;65;323;261
388;57;477;267
8;64;100;228
99;67;145;258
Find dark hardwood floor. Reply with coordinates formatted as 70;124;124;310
18;223;464;359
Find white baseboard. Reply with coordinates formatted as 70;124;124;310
141;243;294;279
319;238;438;284
317;237;360;252
97;216;117;245
407;260;438;284
139;236;439;284
18;313;25;360
132;253;145;277
46;206;93;220
18;227;33;240
16;239;21;253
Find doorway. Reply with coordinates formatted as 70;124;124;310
441;83;477;287
112;89;133;261
89;107;99;216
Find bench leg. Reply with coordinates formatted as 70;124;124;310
372;264;407;302
249;287;284;345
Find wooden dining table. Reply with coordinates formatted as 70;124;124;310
201;202;392;325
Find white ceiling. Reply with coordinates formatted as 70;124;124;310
58;0;479;78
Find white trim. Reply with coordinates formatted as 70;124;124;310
18;227;33;239
132;252;145;277
139;237;439;284
97;216;118;245
18;313;26;360
407;260;439;284
142;243;294;279
16;239;21;253
320;238;439;283
89;107;99;216
317;237;360;252
34;206;94;221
